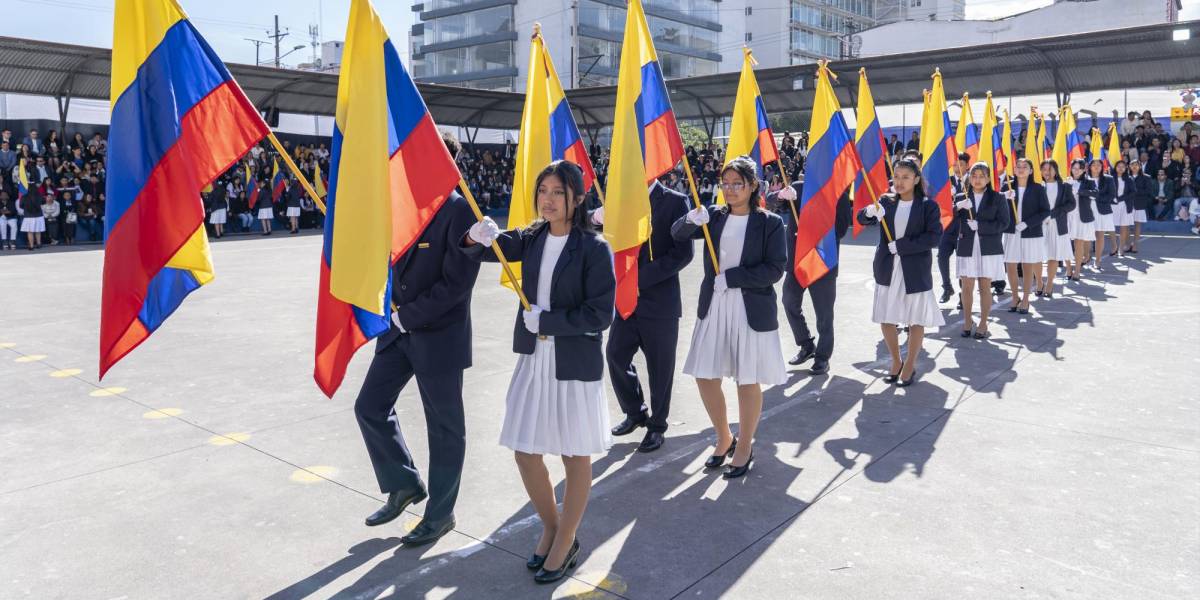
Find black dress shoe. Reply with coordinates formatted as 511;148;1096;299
896;373;917;387
637;430;665;453
534;539;580;584
723;452;754;480
960;328;973;338
882;370;901;384
611;414;647;436
365;489;427;527
939;288;953;303
809;358;829;375
1007;305;1019;313
788;346;816;366
526;552;547;571
704;438;737;469
400;516;456;546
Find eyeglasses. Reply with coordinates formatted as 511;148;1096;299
718;182;747;191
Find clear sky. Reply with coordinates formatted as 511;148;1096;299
0;0;1196;68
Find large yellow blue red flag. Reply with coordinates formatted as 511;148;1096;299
505;27;597;289
1024;112;1044;183
919;70;955;227
719;48;779;204
794;63;862;287
1038;116;1050;166
100;0;269;378
1063;107;1085;163
978;93;1001;188
606;0;680;318
1107;123;1121;170
1002;110;1014;183
852;68;888;238
954;93;980;164
1089;127;1106;169
314;0;461;397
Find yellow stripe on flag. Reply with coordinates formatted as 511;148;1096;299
111;0;187;103
605;0;653;255
505;32;554;290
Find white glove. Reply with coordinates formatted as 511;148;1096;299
713;273;728;294
887;241;898;255
591;206;605;226
778;186;797;201
686;206;710;226
468;217;501;245
1004;189;1016;201
522;306;543;335
390;311;407;333
1016;222;1028;233
863;203;884;220
955;198;973;211
967;219;978;231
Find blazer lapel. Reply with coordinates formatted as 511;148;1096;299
550;228;580;294
742;210;763;267
524;227;547;305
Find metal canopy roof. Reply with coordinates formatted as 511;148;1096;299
0;20;1197;131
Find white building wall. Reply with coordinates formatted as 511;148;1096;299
514;2;574;91
744;2;789;69
858;0;1177;57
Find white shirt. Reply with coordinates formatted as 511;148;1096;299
719;214;749;268
537;232;569;310
894;199;914;238
1045;182;1060;208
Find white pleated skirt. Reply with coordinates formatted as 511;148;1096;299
1112;202;1133;227
286;207;301;217
1095;211;1115;232
257;207;274;220
20;216;45;233
1133;209;1148;223
956;235;1005;280
1003;232;1048;263
1071;212;1096;240
209;208;227;224
871;255;946;328
499;339;612;457
683;289;787;386
1044;230;1073;261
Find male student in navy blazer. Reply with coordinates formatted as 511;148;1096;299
593;179;694;452
942;153;970;305
353;132;481;547
765;177;852;375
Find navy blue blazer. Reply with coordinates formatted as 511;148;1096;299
954;189;1010;256
1001;184;1052;238
765;181;852;279
376;193;481;374
1113;174;1135;213
601;183;694;320
1045;181;1076;236
1131;173;1153;211
857;196;942;293
671;205;787;332
1073;179;1097;223
1088;174;1117;215
463;224;615;382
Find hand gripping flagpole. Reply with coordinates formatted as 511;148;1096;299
831;62;890;242
680;155;721;272
457;180;534;312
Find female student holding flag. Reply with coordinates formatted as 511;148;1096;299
858;158;944;386
672;156;787;480
461;160;615;584
1039;159;1076;298
954;162;1009;338
1002;158;1051;314
1109;160;1135;258
1087;159;1117;267
1066;158;1096;280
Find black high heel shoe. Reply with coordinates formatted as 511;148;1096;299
534;539;580;584
526;548;547;571
896;372;917;387
883;370;901;384
723;452;754;480
704;438;737;469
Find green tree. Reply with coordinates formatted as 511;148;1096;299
679;121;709;149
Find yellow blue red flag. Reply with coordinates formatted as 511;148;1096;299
919;70;955;228
852;68;888;238
719;48;779;204
954;93;980;164
100;0;269;378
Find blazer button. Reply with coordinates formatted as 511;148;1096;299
400;284;407;291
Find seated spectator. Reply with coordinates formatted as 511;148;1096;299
0;190;16;250
1152;169;1175;220
77;194;100;242
1175;169;1197;220
61;190;77;245
42;191;61;245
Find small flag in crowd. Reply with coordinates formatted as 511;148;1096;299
919;70;955;227
1106;123;1121;171
246;162;261;209
271;156;286;202
793;62;862;287
954;93;980;165
977;92;1001;188
1024;111;1044;183
313;160;327;198
16;158;29;196
852;68;888;238
1089;126;1106;169
719;48;779;204
314;0;461;397
505;25;597;290
99;0;269;378
605;0;679;318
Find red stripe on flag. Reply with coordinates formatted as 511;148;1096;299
313;259;369;398
614;246;640;319
642;112;684;183
563;140;596;192
100;81;267;377
852;160;889;238
794;144;860;287
387;115;460;261
757;129;780;166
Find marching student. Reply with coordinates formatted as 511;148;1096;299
1108;160;1134;257
462;160;615;583
18;186;44;250
857;157;944;386
1066;159;1096;280
672;156;787;480
1002;158;1051;314
285;179;302;234
1087;159;1117;268
207;179;228;239
594;178;694;453
954;162;1009;339
1039;159;1076;298
254;180;273;236
1128;159;1152;253
939;152;970;304
766;177;852;375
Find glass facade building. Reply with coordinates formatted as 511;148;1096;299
788;0;876;64
411;0;520;91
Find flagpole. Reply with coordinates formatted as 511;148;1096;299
828;61;890;242
456;179;534;311
774;159;802;226
267;133;327;213
679;156;721;272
